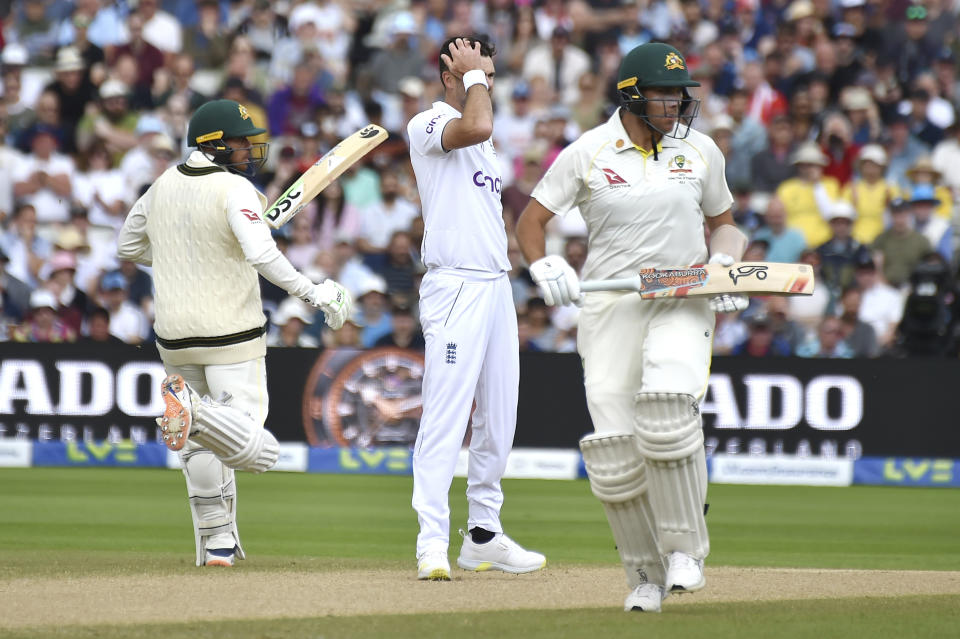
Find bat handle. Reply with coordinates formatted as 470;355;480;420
580;277;641;293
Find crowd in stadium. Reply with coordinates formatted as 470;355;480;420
1;0;959;357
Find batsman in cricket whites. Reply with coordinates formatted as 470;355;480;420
118;99;352;566
517;42;747;612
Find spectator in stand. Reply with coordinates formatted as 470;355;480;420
63;209;119;295
374;296;426;350
836;285;879;357
854;257;904;349
907;185;953;264
356;168;420;270
872;197;932;288
841;144;900;245
354;275;392;348
727;88;768;174
153;53;208;112
795;315;854;358
524;297;561;352
750;113;797;194
0;104;22;221
819;111;860;187
98;270;149;345
42;250;89;335
839;86;881;146
789;249;832;335
358;12;423;95
310;180;361;253
902;156;954;223
119;114;172;200
522;26;590;107
321;311;364;349
78;306;125;345
494;81;539;183
742;59;788;126
110;12;165;97
12;125;75;224
267;296;319;348
885;113;929;190
236;0;285;68
776;142;841;248
732;311;793;356
904;87;946;149
752;195;808;264
931;122;960;204
10;288;77;343
181;0;230;70
15;89;69;153
764;295;808;353
286;215;321;272
60;10;106;73
76;79;139;166
0;245;31;325
816;200;872;310
377;230;418;297
8;0;58;65
117;259;153;310
44;46;96;153
267;64;326;137
710;114;751;189
1;44;35;139
729;186;764;236
136;0;183;57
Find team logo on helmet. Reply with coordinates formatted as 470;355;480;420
238;103;250;120
665;52;686;70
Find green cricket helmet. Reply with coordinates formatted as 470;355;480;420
187;99;269;176
616;43;701;140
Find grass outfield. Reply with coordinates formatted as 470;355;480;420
1;468;959;637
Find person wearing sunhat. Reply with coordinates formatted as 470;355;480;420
871;197;932;288
903;156;954;221
75;79;138;163
41;250;90;334
840;144;900;244
9;288;77;343
908;184;953;262
44;46;97;153
815;200;872;308
267;296;318;347
775;141;842;247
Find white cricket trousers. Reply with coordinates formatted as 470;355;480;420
412;268;519;557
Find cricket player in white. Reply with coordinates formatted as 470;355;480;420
517;42;748;612
407;37;546;580
118;99;351;567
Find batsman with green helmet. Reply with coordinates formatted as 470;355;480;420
118;99;352;567
517;42;749;611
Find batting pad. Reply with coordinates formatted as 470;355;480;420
634;392;709;558
192;397;279;473
580;433;666;588
181;443;245;567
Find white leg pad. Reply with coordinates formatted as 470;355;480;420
180;443;246;566
634;392;709;558
191;397;279;473
580;432;666;588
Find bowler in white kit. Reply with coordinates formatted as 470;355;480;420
407;36;546;581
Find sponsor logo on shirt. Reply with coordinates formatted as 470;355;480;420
425;113;446;134
240;208;261;222
473;170;502;193
601;168;629;187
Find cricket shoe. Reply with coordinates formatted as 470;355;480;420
417;549;451;581
204;547;235;567
456;529;546;574
666;551;705;593
159;374;196;452
624;583;668;612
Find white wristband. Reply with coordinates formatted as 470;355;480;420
462;69;488;91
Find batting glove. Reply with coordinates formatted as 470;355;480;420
708;253;748;313
529;255;583;306
304;279;353;330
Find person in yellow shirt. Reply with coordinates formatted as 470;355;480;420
902;156;954;222
775;142;841;248
841;144;900;244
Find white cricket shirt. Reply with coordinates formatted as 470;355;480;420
407;101;511;274
531;108;734;281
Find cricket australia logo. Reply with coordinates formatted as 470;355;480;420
728;265;769;284
665;53;686;70
238;103;250;120
668;154;692;173
445;342;457;364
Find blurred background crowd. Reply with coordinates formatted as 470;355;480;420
1;0;960;358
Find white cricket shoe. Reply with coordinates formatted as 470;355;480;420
666;551;705;593
159;374;196;451
624;583;667;612
204;547;235;567
417;549;451;581
456;529;546;573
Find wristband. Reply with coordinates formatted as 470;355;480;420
462;69;488;91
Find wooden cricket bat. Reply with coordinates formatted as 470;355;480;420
264;124;388;229
580;262;815;299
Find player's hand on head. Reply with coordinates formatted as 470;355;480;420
304;279;353;330
529;255;583;307
441;37;482;78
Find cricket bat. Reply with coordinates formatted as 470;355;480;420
264;124;388;228
580;262;815;299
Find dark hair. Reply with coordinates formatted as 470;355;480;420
437;36;496;78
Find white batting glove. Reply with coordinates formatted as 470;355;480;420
708;253;749;313
529;255;583;306
303;279;353;329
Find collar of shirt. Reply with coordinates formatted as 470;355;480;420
605;107;664;158
184;150;224;170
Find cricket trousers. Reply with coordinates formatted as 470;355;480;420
412;268;519;557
